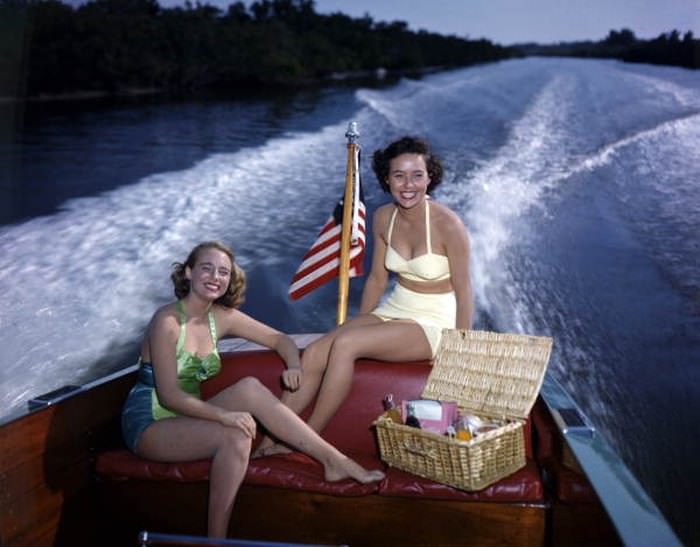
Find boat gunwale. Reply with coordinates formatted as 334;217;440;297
539;374;682;546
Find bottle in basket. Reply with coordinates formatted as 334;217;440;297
405;403;421;428
453;413;472;441
382;393;402;424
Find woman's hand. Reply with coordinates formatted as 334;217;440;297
219;411;256;438
282;368;302;391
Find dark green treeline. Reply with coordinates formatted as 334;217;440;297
0;0;515;98
525;28;700;70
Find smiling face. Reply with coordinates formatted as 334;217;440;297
387;153;430;209
185;248;232;301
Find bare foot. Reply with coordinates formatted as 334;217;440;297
251;442;293;459
251;436;274;459
324;456;385;484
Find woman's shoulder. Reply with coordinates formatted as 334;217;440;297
431;200;466;230
210;304;274;340
146;302;181;341
373;202;395;222
377;203;401;239
210;304;246;332
151;302;180;328
374;202;395;215
211;303;240;320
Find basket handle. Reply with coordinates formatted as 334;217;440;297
402;441;437;460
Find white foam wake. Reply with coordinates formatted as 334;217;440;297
0;119;358;418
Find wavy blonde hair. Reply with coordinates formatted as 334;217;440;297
171;241;246;308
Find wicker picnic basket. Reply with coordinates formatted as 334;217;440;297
375;329;553;491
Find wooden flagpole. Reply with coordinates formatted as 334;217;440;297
336;122;359;325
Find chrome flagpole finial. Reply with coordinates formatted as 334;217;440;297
345;121;359;144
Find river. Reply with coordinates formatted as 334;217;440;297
1;57;699;544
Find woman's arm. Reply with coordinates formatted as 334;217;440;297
359;207;391;314
218;308;302;390
444;211;474;329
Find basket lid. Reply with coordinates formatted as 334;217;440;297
422;329;553;421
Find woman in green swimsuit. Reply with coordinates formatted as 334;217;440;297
121;241;384;538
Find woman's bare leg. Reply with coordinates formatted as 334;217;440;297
211;376;384;483
253;315;382;456
255;320;432;455
136;417;252;538
285;315;384;414
305;320;432;434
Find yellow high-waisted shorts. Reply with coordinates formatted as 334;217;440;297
371;283;456;357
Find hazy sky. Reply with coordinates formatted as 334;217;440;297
157;0;700;45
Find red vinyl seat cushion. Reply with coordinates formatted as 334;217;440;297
97;349;542;503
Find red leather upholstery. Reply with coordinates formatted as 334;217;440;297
244;452;381;496
201;350;287;400
202;351;533;458
97;348;543;502
96;448;211;482
95;448;381;495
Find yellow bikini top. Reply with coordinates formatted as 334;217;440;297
384;199;451;283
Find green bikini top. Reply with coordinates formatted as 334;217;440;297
151;301;222;420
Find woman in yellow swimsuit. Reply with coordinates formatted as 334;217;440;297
255;136;473;455
121;241;384;538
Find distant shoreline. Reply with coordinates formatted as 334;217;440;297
0;66;445;105
0;87;163;104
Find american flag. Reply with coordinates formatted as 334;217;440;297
288;149;366;301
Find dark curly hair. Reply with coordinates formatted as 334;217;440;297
170;241;246;309
372;136;444;194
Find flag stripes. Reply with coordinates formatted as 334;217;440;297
288;198;366;300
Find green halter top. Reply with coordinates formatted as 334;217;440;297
151;301;222;420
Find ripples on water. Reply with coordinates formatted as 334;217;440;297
1;58;699;544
